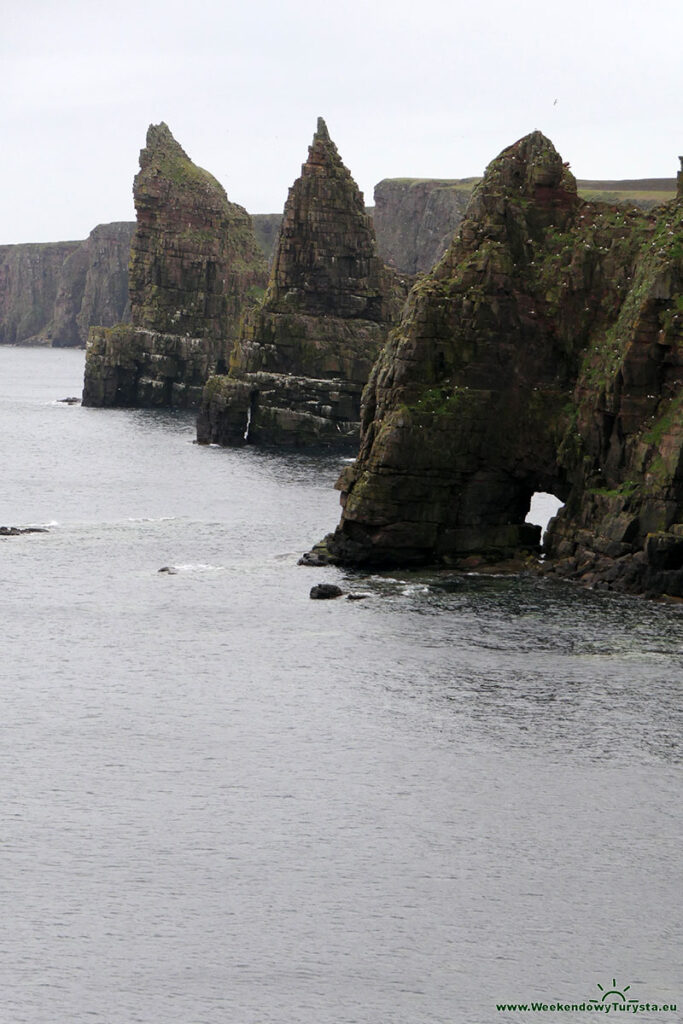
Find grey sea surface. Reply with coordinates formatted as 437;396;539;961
1;347;681;1024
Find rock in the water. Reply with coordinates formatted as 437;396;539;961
298;545;333;567
157;565;178;574
309;583;344;599
197;117;403;447
58;397;80;404
82;123;267;409
307;134;683;597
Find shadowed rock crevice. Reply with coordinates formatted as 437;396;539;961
307;132;683;597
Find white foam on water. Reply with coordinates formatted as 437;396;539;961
127;516;178;523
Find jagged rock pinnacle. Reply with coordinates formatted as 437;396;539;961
306;116;342;170
142;122;189;162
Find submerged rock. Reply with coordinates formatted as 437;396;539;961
306;133;683;597
197;117;403;447
82;123;267;408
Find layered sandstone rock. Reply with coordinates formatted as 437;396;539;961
198;118;402;446
306;132;683;597
82;123;267;408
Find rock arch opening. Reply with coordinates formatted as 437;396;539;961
525;492;565;545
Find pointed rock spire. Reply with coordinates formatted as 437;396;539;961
197;118;402;447
267;117;387;320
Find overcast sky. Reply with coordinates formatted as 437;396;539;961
2;0;681;244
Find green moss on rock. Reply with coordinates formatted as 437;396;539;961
309;132;683;596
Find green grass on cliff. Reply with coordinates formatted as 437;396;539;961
152;150;225;194
578;188;676;210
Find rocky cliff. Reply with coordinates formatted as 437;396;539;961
0;225;134;347
306;134;683;598
197;118;402;446
372;178;475;274
371;176;676;277
82;123;267;408
1;240;81;344
47;222;134;346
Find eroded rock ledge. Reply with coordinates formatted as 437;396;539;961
306;134;683;598
82;123;267;408
197;118;403;446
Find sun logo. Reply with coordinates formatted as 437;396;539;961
590;979;638;1005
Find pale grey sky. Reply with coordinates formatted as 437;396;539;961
2;0;681;244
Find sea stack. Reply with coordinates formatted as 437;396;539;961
82;123;267;408
197;117;401;446
305;132;683;598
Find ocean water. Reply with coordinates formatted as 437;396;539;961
1;346;681;1024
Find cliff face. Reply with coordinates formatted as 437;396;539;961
0;226;134;347
308;133;683;597
0;241;81;344
544;167;683;596
372;179;474;274
198;118;401;446
48;222;134;346
82;123;267;408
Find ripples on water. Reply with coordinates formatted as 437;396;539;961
1;348;681;1024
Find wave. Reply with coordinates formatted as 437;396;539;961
127;516;178;523
158;563;223;574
